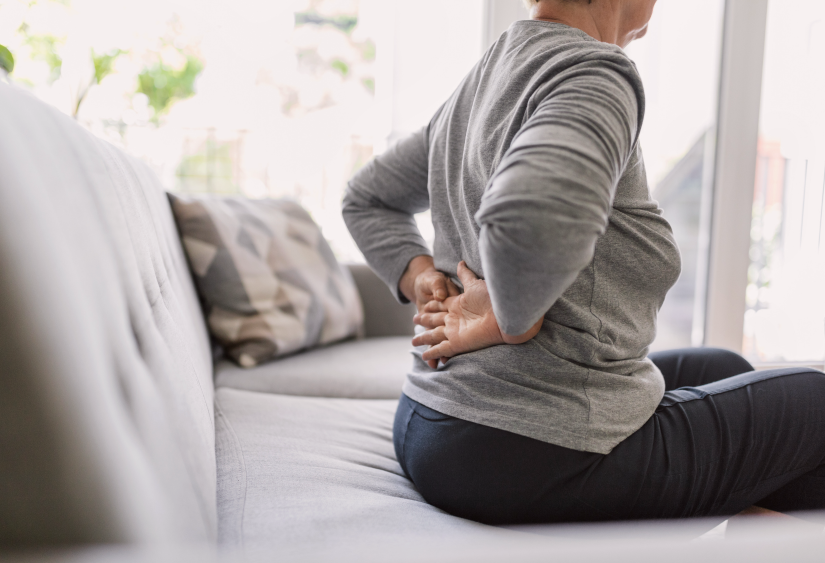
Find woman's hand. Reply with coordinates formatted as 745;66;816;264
398;255;459;314
412;261;543;368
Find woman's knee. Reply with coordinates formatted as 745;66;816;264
700;347;755;373
767;368;825;399
650;347;755;389
699;367;825;432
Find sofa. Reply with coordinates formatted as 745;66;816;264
0;79;491;548
2;81;824;562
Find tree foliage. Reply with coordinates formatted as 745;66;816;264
93;48;124;84
74;48;127;116
0;45;14;74
21;27;63;82
294;12;358;33
137;54;203;118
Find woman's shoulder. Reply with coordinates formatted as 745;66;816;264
488;21;643;104
486;21;642;91
502;21;635;61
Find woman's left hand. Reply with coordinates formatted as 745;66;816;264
412;261;543;368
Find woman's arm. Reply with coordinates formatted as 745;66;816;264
413;62;642;363
343;126;456;309
476;62;641;336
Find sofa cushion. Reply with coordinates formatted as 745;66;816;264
169;195;363;368
214;336;413;399
215;388;499;549
0;83;216;544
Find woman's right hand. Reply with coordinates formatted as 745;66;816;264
398;255;460;315
412;261;543;369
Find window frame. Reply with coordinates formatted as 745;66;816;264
701;0;769;354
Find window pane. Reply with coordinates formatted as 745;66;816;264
624;1;725;351
743;0;825;363
1;0;482;262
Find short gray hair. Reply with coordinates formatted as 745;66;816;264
522;0;592;9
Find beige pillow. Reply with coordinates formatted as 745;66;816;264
169;194;363;368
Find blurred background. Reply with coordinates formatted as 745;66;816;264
0;0;823;365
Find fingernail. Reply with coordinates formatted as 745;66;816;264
436;290;445;299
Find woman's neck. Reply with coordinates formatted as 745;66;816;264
529;0;649;48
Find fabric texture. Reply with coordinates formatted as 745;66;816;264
214;388;502;550
215;336;413;399
394;348;825;524
343;21;680;454
170;195;363;368
0;83;216;544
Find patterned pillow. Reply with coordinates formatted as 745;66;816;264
168;194;363;368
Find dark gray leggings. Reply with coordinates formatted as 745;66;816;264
393;348;825;524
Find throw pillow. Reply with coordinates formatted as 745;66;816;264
169;194;363;368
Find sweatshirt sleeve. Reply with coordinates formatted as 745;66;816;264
475;61;641;336
342;126;432;302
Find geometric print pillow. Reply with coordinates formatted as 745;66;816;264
168;194;363;368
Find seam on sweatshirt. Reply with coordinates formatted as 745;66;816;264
582;369;593;449
587;258;605;352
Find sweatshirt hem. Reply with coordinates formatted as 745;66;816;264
401;381;623;455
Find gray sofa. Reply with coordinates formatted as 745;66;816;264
0;78;512;554
3;81;824;562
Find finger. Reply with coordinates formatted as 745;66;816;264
427;358;438;369
414;312;447;328
422;341;454;362
413;312;440;328
423;299;449;313
446;278;460;297
431;276;448;301
456;261;478;287
411;326;447;347
441;356;449;365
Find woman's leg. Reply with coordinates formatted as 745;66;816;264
573;367;825;520
394;368;825;524
646;350;825;519
648;347;754;390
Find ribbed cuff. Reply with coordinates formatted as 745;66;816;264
378;245;432;304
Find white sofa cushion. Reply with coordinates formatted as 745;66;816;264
214;336;413;399
215;388;500;549
0;83;216;544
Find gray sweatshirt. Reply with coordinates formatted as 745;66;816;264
343;21;681;454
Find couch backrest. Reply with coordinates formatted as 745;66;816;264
346;263;416;338
0;84;216;546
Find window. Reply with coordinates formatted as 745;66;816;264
743;0;825;363
0;0;483;262
623;0;725;351
4;0;818;365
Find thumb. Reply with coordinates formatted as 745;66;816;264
456;261;478;287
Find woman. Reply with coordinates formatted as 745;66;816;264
343;0;825;524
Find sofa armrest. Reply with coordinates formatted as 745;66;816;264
346;263;415;337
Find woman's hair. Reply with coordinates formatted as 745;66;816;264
522;0;593;9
